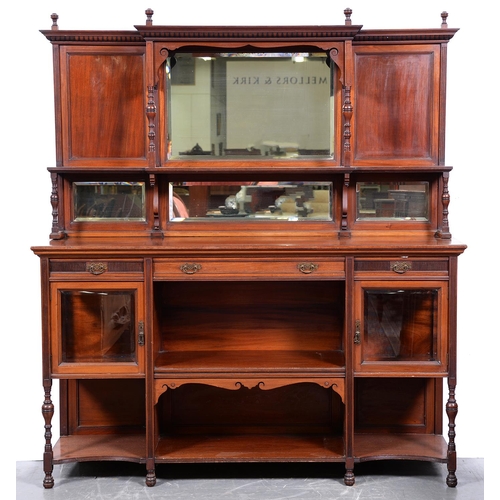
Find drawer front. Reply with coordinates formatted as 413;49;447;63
354;258;448;277
50;259;144;280
154;258;344;280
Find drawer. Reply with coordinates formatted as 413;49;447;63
154;258;344;280
354;258;448;277
49;259;144;280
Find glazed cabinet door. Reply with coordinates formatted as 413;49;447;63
353;280;448;375
49;281;145;376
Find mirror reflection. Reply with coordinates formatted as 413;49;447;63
356;181;429;221
170;182;333;221
166;52;334;159
73;182;146;222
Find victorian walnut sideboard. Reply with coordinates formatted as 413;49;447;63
32;8;466;489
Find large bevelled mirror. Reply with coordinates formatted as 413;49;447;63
166;52;335;159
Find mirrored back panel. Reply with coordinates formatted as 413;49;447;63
166;52;335;159
170;181;333;222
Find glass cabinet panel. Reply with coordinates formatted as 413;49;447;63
170;181;333;221
356;181;429;221
51;283;144;375
363;289;437;362
166;52;335;159
354;281;448;373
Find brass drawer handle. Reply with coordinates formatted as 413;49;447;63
180;263;202;274
298;262;319;274
391;261;412;274
86;262;108;275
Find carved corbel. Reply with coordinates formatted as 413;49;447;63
49;172;65;240
339;173;351;237
149;173;161;235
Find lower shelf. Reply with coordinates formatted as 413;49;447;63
354;433;448;462
53;434;146;463
155;434;345;463
51;432;448;466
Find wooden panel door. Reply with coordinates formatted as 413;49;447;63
351;44;441;166
58;45;147;167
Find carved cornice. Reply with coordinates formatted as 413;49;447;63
40;30;144;44
354;28;459;44
134;25;363;42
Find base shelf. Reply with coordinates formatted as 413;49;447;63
155;434;345;463
53;434;146;463
354;433;448;462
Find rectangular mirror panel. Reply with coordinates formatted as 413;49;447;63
73;182;146;221
170;182;333;221
167;52;334;159
356;181;429;221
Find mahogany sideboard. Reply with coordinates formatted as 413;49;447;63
32;8;466;489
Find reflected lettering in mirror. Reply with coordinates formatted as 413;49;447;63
166;52;335;159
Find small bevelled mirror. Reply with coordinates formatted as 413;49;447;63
356;181;429;221
73;182;146;222
170;181;333;221
166;52;335;159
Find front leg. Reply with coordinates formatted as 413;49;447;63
446;383;458;487
41;380;54;488
146;458;156;486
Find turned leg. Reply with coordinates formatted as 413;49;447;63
446;383;458;487
41;380;54;489
146;458;156;487
344;469;355;486
344;457;355;486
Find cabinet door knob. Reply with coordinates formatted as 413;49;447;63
297;262;319;274
180;263;202;274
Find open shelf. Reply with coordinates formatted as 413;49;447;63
354;433;448;462
156;434;345;463
155;350;345;374
53;434;146;463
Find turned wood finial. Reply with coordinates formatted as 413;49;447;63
441;11;448;28
50;13;59;31
146;8;154;26
344;7;352;25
